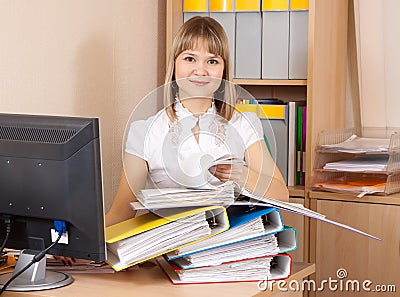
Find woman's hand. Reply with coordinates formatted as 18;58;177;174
210;163;247;186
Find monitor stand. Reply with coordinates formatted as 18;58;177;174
0;249;73;292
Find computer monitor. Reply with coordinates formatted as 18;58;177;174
0;113;106;291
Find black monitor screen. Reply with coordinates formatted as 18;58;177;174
0;113;106;262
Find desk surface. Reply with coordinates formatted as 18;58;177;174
2;261;315;297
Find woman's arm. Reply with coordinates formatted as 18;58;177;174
105;153;148;226
213;140;289;201
243;140;289;201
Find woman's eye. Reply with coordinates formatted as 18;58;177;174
184;56;195;62
208;59;219;65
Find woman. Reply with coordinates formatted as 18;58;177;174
106;16;289;226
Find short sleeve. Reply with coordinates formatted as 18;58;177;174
125;119;151;161
238;112;264;148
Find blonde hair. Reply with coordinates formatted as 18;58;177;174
164;16;236;122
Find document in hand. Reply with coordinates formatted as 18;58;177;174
169;227;297;269
105;206;229;271
175;153;246;190
157;254;292;284
165;206;284;260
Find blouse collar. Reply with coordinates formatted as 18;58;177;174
174;98;216;119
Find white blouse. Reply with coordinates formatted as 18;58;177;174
125;101;264;189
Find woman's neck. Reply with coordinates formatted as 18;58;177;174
179;97;213;115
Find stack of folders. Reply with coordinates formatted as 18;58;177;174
157;205;297;284
105;206;230;271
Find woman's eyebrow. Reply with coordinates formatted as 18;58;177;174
181;50;221;59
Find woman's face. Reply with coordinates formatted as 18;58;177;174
174;37;224;100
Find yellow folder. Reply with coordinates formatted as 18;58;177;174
105;205;229;271
235;0;260;11
236;103;259;115
183;0;208;12
262;0;289;11
210;0;234;11
290;0;309;10
259;104;286;119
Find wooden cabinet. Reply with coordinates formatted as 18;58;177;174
310;192;400;297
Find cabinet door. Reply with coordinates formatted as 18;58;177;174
316;200;400;297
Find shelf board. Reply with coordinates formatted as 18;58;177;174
288;186;306;198
309;190;400;206
232;79;307;86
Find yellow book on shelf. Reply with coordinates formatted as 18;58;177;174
290;0;309;10
259;104;286;119
209;0;233;11
262;0;288;11
236;104;259;115
235;0;260;11
183;0;208;12
105;205;229;271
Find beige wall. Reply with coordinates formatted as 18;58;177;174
354;0;400;129
0;0;165;210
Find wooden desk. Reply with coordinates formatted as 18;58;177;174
2;262;315;297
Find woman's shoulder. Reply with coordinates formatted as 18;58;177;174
129;108;169;131
230;110;261;127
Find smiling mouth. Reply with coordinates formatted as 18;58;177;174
189;79;210;86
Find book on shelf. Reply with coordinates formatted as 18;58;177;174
105;205;229;271
258;99;289;185
157;253;292;284
288;100;306;186
168;227;297;269
165;205;284;261
301;105;307;185
296;105;306;186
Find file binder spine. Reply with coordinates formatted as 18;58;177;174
209;0;236;75
262;0;289;79
183;0;209;22
288;3;309;79
235;0;262;79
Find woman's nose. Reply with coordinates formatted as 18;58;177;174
194;63;208;76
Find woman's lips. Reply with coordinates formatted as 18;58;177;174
189;79;210;86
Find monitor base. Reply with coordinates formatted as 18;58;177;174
0;270;73;291
0;249;73;292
